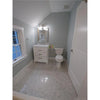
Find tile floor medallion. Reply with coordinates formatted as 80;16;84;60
14;59;77;100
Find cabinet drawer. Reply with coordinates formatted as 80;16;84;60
34;49;47;54
34;52;48;57
38;55;47;59
34;53;47;59
34;47;48;52
34;56;48;62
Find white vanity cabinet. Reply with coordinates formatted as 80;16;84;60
33;45;49;63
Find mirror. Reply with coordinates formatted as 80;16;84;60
37;27;49;44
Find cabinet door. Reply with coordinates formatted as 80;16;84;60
33;46;48;63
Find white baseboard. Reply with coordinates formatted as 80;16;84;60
13;60;34;86
68;69;80;95
13;91;47;100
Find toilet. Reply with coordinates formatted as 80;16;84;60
55;48;64;68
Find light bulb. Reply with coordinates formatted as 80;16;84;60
43;26;48;31
38;26;42;30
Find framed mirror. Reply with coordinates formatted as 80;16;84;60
37;27;49;44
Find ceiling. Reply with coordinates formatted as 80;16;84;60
13;0;79;26
49;0;78;12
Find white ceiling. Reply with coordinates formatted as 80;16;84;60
13;0;79;26
49;0;78;12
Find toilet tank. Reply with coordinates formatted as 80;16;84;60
55;48;64;55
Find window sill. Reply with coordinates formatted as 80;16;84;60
13;55;27;67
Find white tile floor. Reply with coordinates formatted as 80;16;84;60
14;59;77;100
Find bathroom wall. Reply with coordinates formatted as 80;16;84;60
13;18;37;76
67;2;80;65
39;12;70;58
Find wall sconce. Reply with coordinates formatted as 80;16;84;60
38;26;42;30
43;26;48;31
38;26;48;31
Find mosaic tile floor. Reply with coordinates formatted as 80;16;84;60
14;59;77;100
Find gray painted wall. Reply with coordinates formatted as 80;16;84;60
13;18;37;76
67;2;80;65
39;12;70;58
13;12;70;76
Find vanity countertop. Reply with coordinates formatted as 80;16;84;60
34;44;49;47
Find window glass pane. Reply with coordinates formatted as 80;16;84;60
13;52;16;60
13;30;22;61
13;31;19;44
13;45;22;60
17;45;22;56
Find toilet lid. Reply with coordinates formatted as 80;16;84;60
56;55;63;60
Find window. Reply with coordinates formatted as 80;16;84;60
13;31;22;60
13;25;27;65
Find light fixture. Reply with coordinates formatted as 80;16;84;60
43;26;48;31
38;26;42;30
38;26;48;31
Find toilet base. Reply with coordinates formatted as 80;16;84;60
56;63;61;68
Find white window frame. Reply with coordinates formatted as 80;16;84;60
13;25;27;66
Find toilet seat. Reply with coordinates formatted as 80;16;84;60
55;55;63;62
